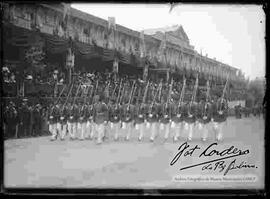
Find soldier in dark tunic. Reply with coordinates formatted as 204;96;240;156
67;102;76;140
171;100;186;142
121;98;135;141
212;98;228;141
160;98;172;141
59;102;68;140
185;101;197;141
147;99;160;142
93;95;109;144
109;99;121;141
199;100;213;141
135;100;147;141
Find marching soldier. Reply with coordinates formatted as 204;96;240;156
160;97;172;141
59;102;68;140
171;100;185;142
93;95;109;144
185;101;197;141
67;102;75;140
73;102;80;139
78;101;88;140
121;98;135;141
48;103;58;141
135;100;147;141
212;97;228;141
147;99;159;142
109;99;121;141
199;99;213;141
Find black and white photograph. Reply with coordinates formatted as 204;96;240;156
1;2;266;192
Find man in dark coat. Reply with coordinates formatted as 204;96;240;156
19;99;31;138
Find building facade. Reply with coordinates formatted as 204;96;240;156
2;3;246;86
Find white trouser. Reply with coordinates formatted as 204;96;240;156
213;122;225;140
171;121;181;141
78;122;86;140
122;122;133;140
160;123;170;140
96;123;105;144
67;122;75;139
201;122;209;140
84;121;92;139
136;123;145;140
188;123;195;140
72;122;78;139
149;122;157;141
60;123;67;139
50;123;57;140
111;122;121;140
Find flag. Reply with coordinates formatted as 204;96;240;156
107;17;116;50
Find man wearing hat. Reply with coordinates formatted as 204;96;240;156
19;98;31;138
32;103;42;137
3;101;19;139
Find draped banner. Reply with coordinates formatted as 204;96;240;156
6;25;43;47
73;41;100;59
45;34;69;54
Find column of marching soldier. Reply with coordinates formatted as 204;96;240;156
47;74;229;144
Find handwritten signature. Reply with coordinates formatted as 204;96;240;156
170;142;257;176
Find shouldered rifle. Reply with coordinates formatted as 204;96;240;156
127;80;136;110
72;82;82;109
218;74;229;113
188;74;199;115
177;77;186;115
165;78;174;110
149;81;162;114
55;84;67;105
202;80;210;118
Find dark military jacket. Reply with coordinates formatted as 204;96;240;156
146;102;160;123
135;103;147;124
171;102;185;123
213;100;228;122
160;103;172;124
121;103;135;123
184;102;197;123
109;104;121;123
